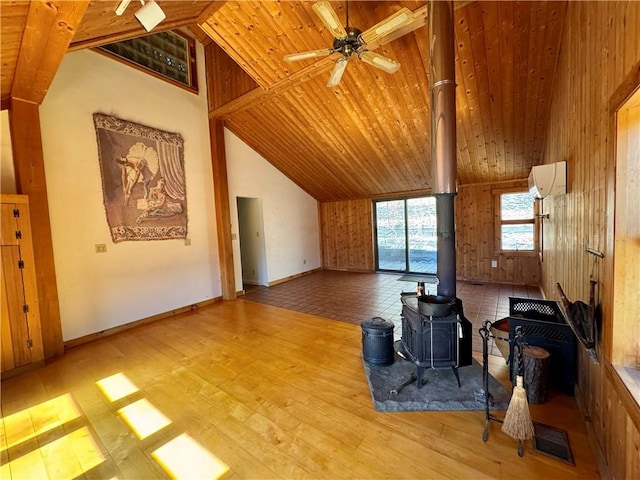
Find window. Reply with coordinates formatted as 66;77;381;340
97;30;198;93
374;196;437;274
495;190;536;252
611;85;640;407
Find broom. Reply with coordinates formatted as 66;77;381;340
501;330;534;456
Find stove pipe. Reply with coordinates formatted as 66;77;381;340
429;0;457;298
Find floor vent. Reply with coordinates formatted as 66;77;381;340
532;422;575;465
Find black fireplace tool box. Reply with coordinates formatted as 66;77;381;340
507;297;576;396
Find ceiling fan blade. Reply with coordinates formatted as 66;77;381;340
359;50;400;74
312;1;347;39
359;7;413;45
284;48;333;62
327;57;348;87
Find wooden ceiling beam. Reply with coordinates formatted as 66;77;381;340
11;0;89;105
210;56;335;119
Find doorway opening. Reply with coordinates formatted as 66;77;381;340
374;196;437;274
237;197;268;290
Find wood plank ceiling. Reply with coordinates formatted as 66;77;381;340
0;0;567;202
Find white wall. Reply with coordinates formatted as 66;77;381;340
225;129;321;292
2;40;322;340
1;110;16;194
39;46;220;341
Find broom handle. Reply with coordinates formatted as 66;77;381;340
514;326;526;382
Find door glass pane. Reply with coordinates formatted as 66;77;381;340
407;197;437;273
376;200;406;271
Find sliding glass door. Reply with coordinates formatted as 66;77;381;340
374;197;437;274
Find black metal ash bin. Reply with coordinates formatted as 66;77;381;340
361;317;395;366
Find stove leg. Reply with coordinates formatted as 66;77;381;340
451;366;461;387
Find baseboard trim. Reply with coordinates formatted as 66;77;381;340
63;297;223;350
1;360;45;381
268;268;322;287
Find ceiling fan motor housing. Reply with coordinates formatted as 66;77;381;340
332;27;363;56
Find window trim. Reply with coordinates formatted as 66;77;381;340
493;187;539;256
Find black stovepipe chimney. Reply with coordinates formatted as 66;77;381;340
429;0;457;299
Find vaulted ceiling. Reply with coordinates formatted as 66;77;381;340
1;0;567;202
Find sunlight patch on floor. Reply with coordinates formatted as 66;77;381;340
152;433;229;480
96;372;140;402
1;393;82;451
2;426;105;479
117;398;172;440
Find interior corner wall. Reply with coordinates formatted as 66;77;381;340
456;180;539;285
224;128;321;292
38;46;220;341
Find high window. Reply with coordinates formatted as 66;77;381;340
97;30;198;93
495;190;536;252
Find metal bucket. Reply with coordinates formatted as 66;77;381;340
361;317;395;366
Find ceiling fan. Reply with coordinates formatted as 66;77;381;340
284;1;414;87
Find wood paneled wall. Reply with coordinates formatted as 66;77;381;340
205;41;258;113
321;199;374;272
540;2;640;479
320;181;539;285
457;180;539;285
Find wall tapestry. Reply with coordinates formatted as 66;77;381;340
93;113;187;242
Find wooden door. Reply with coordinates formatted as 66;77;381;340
1;196;43;374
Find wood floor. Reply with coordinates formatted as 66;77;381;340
1;284;599;478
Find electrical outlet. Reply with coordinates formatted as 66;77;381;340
491;260;497;268
184;238;191;246
95;244;107;253
231;233;237;240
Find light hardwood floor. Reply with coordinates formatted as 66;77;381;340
1;299;599;479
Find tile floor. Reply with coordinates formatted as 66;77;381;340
242;270;543;355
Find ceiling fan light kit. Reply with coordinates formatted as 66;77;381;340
285;1;414;87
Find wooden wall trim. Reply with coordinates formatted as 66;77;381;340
210;118;236;300
609;60;640;113
8;98;63;358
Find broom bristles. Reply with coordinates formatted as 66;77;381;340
501;375;535;440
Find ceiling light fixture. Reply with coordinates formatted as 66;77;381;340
115;0;166;32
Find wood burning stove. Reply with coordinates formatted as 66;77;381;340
398;293;473;387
